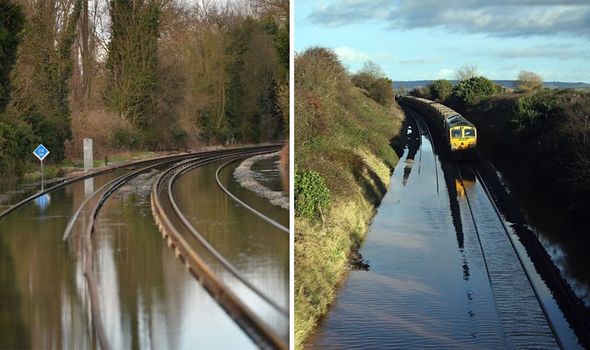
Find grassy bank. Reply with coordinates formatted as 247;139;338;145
448;89;590;237
294;48;403;348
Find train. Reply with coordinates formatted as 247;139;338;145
397;95;477;154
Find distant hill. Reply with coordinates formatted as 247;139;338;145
395;80;590;91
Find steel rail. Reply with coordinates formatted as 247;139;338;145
151;145;287;350
469;166;563;349
57;145;282;350
413;109;562;347
0;145;277;221
455;169;506;344
215;157;288;233
166;151;288;316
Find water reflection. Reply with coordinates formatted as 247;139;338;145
84;178;94;197
0;170;258;349
173;161;289;339
309;113;505;349
34;193;51;212
94;191;256;349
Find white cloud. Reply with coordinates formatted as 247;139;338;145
334;47;371;63
333;47;392;64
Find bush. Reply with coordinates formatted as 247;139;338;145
452;76;497;103
428;79;453;101
410;86;430;98
295;47;347;102
368;77;394;106
110;127;141;150
0;119;36;176
294;168;331;219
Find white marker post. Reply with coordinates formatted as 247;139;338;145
33;144;50;191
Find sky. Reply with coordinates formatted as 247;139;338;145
294;0;590;82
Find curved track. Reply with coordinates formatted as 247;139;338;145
1;144;287;350
215;158;288;233
151;145;288;350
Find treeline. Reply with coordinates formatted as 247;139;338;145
0;0;288;176
413;67;590;235
295;47;402;349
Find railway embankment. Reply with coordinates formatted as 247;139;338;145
294;47;403;349
447;89;590;242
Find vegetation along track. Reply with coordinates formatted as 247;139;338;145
151;144;288;350
1;144;285;350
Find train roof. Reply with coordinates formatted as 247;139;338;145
445;114;474;128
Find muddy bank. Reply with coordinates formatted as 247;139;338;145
234;152;289;209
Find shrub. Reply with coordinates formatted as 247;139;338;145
294;168;331;219
511;90;557;131
452;76;497;103
368;77;394;106
110;126;141;150
428;79;453;101
0;119;36;176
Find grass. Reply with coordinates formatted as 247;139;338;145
294;48;404;349
21;150;168;182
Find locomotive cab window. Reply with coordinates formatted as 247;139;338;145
464;128;475;137
451;129;462;138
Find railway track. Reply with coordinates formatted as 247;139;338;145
1;144;287;350
151;144;288;350
456;166;561;349
410;109;561;348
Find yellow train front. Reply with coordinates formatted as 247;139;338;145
444;113;477;155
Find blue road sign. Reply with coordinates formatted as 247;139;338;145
33;144;50;161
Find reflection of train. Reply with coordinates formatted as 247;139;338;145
397;96;477;153
455;178;475;198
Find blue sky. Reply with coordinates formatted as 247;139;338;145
295;0;590;82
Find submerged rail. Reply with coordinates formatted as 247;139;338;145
151;144;288;350
215;157;288;233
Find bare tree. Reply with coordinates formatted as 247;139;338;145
455;65;478;81
516;70;543;92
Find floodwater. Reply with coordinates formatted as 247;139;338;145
0;155;286;349
0;171;120;349
308;113;566;349
92;171;256;349
171;158;289;339
492;162;590;314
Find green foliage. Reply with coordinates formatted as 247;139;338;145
511;90;557;131
21;107;71;161
0;119;36;176
295;168;331;219
428;79;453;101
110;127;141;150
452;76;497;103
0;0;24;113
295;46;403;349
223;17;284;144
2;0;81;169
106;0;160;130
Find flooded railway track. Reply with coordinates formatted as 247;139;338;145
151;147;288;350
0;144;286;349
309;110;581;349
